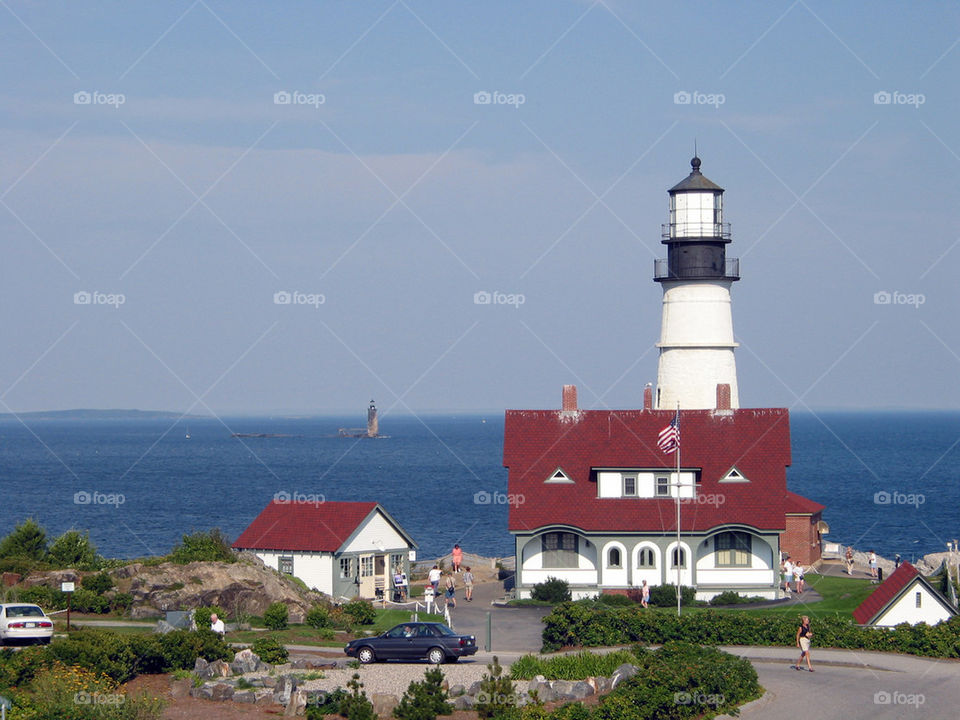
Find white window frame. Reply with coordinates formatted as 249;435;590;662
360;556;374;578
656;475;670;497
715;532;752;568
278;556;294;575
339;557;352;579
671;547;686;569
542;532;579;569
622;474;637;497
637;547;656;568
607;547;623;568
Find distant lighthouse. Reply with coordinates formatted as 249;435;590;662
654;156;740;410
367;400;379;438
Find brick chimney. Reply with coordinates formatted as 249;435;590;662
643;384;653;410
562;384;578;412
716;383;731;410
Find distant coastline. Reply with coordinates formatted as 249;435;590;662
0;409;206;421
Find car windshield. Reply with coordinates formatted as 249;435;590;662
6;606;44;618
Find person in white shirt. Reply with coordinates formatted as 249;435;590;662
428;565;442;592
782;558;794;595
795;564;805;593
210;613;225;635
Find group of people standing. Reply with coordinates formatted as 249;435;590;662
425;544;475;610
780;556;806;594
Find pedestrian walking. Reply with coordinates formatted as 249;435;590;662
462;566;474;602
845;546;854;575
641;580;650;608
452;544;463;572
782;557;794;595
795;564;805;594
443;572;457;609
428;564;441;592
792;615;814;672
869;550;878;579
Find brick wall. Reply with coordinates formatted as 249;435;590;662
781;512;823;566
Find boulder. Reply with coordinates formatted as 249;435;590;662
527;678;556;703
169;678;192;699
372;693;398;718
230;648;264;674
453;695;477;710
194;658;211;679
233;691;256;704
153;620;178;634
209;683;234;702
254;689;275;705
551;680;594;701
284;688;308;716
467;680;484;696
208;660;231;678
449;684;465;697
274;675;299;705
611;663;638;688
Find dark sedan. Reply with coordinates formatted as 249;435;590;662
344;622;478;664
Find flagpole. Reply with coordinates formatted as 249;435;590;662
675;403;681;618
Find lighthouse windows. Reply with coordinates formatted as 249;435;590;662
670;192;721;237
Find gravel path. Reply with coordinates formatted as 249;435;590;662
299;661;504;698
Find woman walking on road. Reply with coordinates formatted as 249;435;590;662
462;566;474;602
443;572;457;609
793;615;814;672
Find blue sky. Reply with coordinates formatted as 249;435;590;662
2;1;959;415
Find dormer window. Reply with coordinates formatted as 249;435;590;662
720;467;749;483
545;467;573;484
656;475;670;496
622;475;637;496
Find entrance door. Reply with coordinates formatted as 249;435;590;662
374;555;387;599
358;554;375;598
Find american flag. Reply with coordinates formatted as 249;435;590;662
657;410;680;454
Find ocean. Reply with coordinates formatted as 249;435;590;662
0;412;957;563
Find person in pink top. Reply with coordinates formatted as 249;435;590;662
452;544;463;572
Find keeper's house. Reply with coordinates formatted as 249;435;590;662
503;387;824;601
853;562;958;627
233;500;417;601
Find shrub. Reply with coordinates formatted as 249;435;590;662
263;602;289;630
16;585;68;611
306;688;348;719
339;673;376;720
168;529;235;564
709;590;765;606
0;519;48;561
510;650;638;680
393;665;453;720
70;588;111;614
596;593;635;607
110;593;133;614
475;656;517;719
47;530;100;570
251;636;289;664
530;577;571;604
344;600;376;626
647;583;696;607
305;605;332;629
317;628;336;640
82;571;114;595
193;606;226;632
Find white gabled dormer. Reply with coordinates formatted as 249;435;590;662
719;466;749;483
596;468;697;499
545;467;573;484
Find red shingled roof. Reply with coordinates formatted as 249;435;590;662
785;490;825;514
853;562;920;625
504;408;795;533
232;501;379;553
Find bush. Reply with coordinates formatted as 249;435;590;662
0;519;48;561
263;602;289;630
475;656;516;719
168;529;235;564
193;606;225;632
541;603;960;658
110;593;133;614
305;605;331;629
82;572;114;595
16;585;68;611
647;583;696;607
510;650;638;680
393;666;453;719
344;600;376;626
70;589;110;614
306;688;348;718
251;636;289;664
530;577;571;604
709;590;765;606
339;673;376;720
47;530;100;570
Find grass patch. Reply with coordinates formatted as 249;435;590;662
511;649;638;680
713;574;875;617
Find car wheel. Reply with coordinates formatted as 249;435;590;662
427;647;445;665
357;646;376;664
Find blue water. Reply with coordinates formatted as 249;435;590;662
0;412;957;563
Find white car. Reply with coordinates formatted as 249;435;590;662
0;604;54;645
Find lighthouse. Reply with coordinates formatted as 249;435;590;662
654;156;740;410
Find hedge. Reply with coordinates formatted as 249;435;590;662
541;602;960;657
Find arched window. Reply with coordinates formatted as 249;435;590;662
637;547;655;567
715;532;752;567
671;547;686;569
607;547;622;568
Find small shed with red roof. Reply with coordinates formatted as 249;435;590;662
233;500;417;600
503;387;825;601
852;562;957;627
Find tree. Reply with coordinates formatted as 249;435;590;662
168;529;235;564
48;529;99;569
0;518;48;561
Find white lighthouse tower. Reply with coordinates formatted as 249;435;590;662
654;156;740;410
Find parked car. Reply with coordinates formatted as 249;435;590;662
344;622;477;664
0;604;54;645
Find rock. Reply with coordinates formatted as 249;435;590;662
551;680;594;701
254;689;274;705
291;658;330;669
261;676;277;688
611;663;638;688
208;660;231;678
449;684;465;697
194;658;211;679
209;683;234;701
527;678;556;703
284;688;308;716
274;675;299;705
372;693;398;718
153;619;178;634
454;695;477;710
467;680;484;696
233;690;256;704
190;684;212;700
230;648;263;674
169;678;192;699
